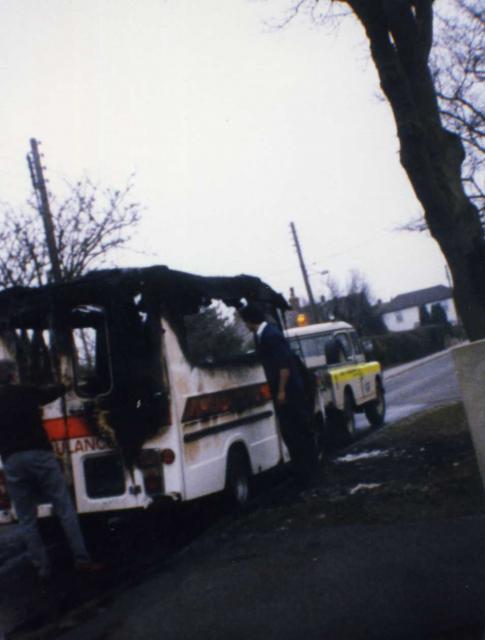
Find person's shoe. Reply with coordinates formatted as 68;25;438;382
74;560;106;573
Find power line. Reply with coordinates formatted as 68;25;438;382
264;227;395;281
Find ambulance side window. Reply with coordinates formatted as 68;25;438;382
183;301;248;365
71;307;112;397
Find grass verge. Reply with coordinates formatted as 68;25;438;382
242;401;485;531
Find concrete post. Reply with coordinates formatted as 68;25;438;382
452;339;485;491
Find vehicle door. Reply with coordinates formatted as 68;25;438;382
333;331;366;404
349;330;377;401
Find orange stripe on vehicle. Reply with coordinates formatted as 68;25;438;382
182;382;272;423
43;417;93;441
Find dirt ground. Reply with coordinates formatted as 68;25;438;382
232;401;485;534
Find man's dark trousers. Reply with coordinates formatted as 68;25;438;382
256;323;319;489
276;401;318;489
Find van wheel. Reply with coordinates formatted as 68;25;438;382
225;448;251;509
339;389;356;444
313;412;327;462
364;381;386;428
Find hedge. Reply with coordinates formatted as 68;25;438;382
369;324;451;368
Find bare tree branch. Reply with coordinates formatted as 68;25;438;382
0;175;142;288
430;0;484;224
273;0;485;338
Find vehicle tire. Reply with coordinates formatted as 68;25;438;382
338;389;356;444
313;412;328;462
364;380;386;428
225;448;251;509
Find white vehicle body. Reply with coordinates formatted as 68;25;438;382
0;267;289;524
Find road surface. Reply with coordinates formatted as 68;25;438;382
354;349;461;432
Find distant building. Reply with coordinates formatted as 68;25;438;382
378;285;457;332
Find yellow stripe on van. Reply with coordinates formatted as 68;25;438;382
328;361;381;385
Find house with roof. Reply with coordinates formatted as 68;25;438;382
378;285;458;332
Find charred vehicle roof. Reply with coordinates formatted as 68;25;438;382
0;265;289;325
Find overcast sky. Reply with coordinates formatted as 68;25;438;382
0;0;450;303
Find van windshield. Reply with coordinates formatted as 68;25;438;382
289;333;333;359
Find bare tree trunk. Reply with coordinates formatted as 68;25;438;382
348;0;485;340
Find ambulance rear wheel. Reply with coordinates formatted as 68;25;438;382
225;447;251;509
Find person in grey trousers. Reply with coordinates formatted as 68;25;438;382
0;359;103;579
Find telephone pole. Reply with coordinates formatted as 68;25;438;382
27;140;71;482
27;138;62;283
290;221;319;323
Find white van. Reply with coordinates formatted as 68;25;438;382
0;266;292;523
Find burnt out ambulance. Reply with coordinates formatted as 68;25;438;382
0;266;294;523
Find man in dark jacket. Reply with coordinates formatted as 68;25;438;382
0;359;102;579
239;304;319;489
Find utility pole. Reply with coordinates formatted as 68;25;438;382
27;139;71;483
290;221;319;323
27;138;62;283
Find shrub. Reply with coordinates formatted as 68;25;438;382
369;325;449;367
